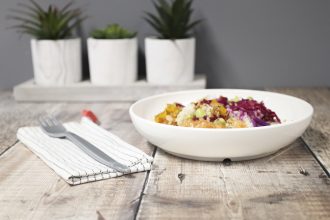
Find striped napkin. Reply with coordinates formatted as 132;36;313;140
17;117;153;185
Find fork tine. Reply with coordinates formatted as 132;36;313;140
49;116;60;126
38;116;48;127
44;116;54;127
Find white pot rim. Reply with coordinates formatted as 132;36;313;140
145;36;195;41
31;38;81;42
88;37;137;41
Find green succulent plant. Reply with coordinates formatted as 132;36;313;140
8;0;86;40
91;24;137;39
145;0;201;39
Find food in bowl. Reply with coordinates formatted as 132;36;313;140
130;89;313;161
155;96;281;128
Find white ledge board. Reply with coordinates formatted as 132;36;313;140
14;75;206;102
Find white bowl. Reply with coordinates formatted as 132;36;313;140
129;89;313;161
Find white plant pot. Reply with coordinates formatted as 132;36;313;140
87;37;138;85
31;38;82;86
145;37;195;85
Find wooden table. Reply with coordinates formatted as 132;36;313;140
0;88;329;220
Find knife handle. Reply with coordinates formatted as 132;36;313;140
66;132;129;173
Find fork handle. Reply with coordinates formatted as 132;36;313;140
65;132;129;173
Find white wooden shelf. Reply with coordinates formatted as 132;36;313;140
13;75;206;102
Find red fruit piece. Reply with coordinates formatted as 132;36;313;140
82;109;99;124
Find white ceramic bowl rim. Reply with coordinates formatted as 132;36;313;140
129;89;314;132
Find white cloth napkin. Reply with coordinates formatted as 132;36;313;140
17;117;153;185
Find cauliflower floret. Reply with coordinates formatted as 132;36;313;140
201;104;213;117
176;104;195;126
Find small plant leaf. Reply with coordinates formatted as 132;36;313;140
90;23;136;39
60;15;87;39
184;19;202;33
8;0;86;39
59;1;74;14
145;0;201;39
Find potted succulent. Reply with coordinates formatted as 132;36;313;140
9;0;86;86
144;0;201;84
88;24;137;85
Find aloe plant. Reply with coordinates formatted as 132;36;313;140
91;24;136;39
8;0;86;40
145;0;201;39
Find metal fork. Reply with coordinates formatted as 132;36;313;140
38;115;130;173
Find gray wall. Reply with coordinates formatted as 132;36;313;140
1;0;330;89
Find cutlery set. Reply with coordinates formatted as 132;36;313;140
39;115;129;173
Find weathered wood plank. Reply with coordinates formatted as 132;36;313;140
1;88;329;220
0;102;154;219
137;139;330;219
268;88;330;174
0;143;152;220
0;96;63;153
0;91;130;154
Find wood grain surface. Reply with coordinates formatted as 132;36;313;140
270;88;330;174
0;101;154;220
0;92;128;154
137;140;330;220
0;88;329;220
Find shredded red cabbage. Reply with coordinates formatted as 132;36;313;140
217;96;228;106
228;98;281;127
